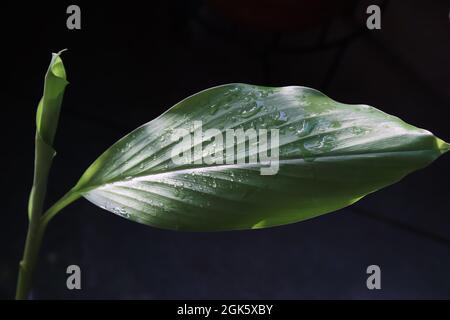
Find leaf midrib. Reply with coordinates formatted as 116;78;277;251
76;148;435;196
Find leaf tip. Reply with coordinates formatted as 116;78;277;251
438;139;450;154
56;48;68;55
50;49;68;82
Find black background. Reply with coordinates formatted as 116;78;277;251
1;0;449;299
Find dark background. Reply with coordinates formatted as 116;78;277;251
1;0;449;299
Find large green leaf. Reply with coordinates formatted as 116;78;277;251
48;84;448;231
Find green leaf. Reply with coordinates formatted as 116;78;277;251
36;49;69;147
56;84;448;231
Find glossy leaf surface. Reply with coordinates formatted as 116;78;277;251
63;84;447;230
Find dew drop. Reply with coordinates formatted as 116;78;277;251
209;104;218;115
296;121;313;137
304;135;336;153
240;102;261;118
277;111;288;122
113;207;130;218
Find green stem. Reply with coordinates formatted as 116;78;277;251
15;215;46;300
15;134;53;300
40;191;82;228
15;189;81;299
15;190;81;300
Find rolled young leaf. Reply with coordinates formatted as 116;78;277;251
17;50;68;300
57;84;448;231
29;50;68;219
36;49;69;147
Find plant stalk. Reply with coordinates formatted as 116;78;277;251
15;134;54;300
15;215;46;300
15;190;80;299
16;51;70;299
